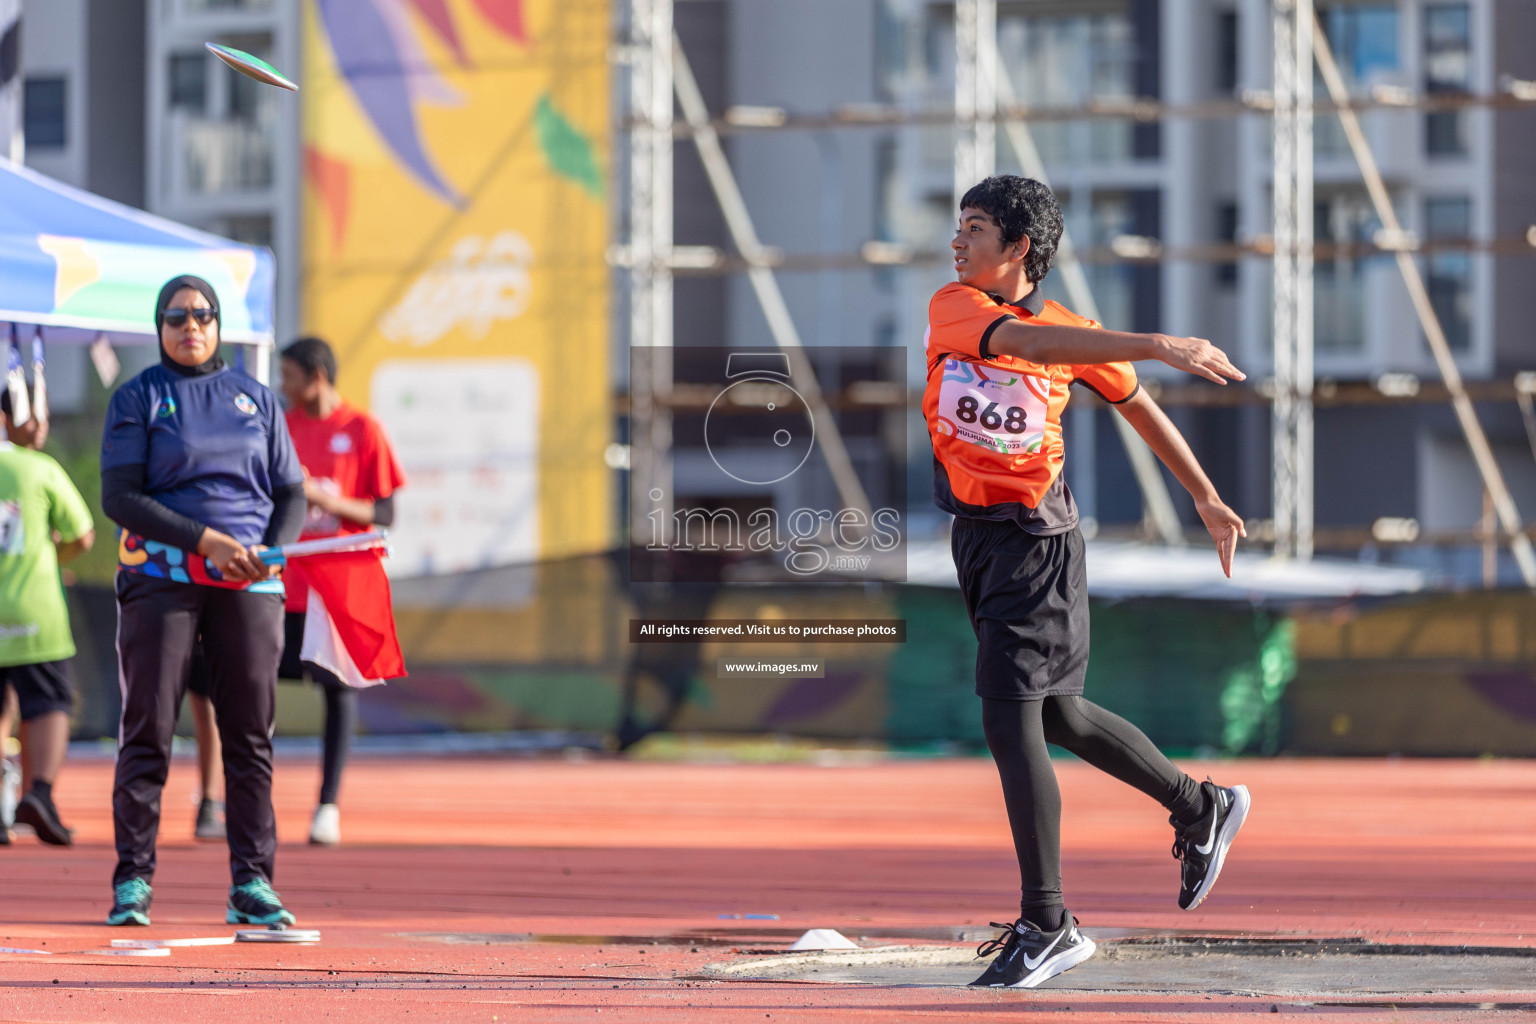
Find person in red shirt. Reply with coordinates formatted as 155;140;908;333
929;176;1251;989
279;337;405;845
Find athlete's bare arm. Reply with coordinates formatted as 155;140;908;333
1113;389;1246;577
54;529;95;566
988;321;1244;386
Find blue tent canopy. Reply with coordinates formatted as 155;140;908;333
0;160;275;345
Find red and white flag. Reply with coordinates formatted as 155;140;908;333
291;548;406;688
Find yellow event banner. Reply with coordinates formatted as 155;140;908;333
301;0;610;575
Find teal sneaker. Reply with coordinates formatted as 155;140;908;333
226;879;297;926
107;878;153;926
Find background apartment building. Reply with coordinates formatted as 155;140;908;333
670;0;1536;582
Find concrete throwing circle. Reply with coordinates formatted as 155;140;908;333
701;936;1536;996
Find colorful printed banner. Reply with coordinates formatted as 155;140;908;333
301;0;612;574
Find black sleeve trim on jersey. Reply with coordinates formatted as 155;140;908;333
100;463;207;553
977;314;1016;360
1070;379;1141;405
263;481;306;548
372;494;396;528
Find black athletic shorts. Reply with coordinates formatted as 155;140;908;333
0;659;75;720
278;612;306;682
951;517;1089;700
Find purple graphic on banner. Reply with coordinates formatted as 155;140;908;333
316;0;461;204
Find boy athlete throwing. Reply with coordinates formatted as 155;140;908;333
926;176;1251;989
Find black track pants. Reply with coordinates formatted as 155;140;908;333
112;573;284;887
981;695;1205;923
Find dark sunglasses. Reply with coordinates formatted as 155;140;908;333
163;307;218;328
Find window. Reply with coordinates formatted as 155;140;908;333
995;7;1141;165
1425;197;1472;351
23;77;66;149
1320;4;1399;88
1424;4;1471;156
1085;190;1160;332
169;53;206;111
229;68;263;121
1215;202;1239;287
1087;14;1141;160
1073;191;1134;332
220;215;273;248
1315;5;1398;157
1313;190;1382;353
1215;10;1239;94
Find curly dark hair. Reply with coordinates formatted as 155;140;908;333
959;175;1063;283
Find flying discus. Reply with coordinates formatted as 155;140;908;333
206;42;298;92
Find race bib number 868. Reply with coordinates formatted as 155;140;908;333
935;358;1050;456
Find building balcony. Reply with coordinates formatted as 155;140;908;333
164;113;274;198
1314;266;1367;356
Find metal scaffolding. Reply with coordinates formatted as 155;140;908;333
670;32;874;523
1307;6;1536;586
618;0;1536;583
622;0;872;542
638;88;1536;138
625;0;673;543
952;0;996;201
1271;0;1315;561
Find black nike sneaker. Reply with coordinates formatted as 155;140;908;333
1172;780;1251;910
968;916;1096;988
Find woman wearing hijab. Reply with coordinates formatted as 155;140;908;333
99;275;305;927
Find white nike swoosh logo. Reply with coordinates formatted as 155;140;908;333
1195;798;1224;855
1022;931;1063;970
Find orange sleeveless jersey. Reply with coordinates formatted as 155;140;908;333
922;282;1140;534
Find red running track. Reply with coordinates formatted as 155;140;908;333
1;755;1534;1022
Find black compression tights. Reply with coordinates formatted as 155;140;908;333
980;695;1206;927
318;677;357;807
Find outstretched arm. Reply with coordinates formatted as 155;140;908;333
990;320;1245;385
1112;389;1246;576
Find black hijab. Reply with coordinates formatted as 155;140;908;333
155;275;224;376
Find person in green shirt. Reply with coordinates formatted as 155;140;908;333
0;386;94;845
